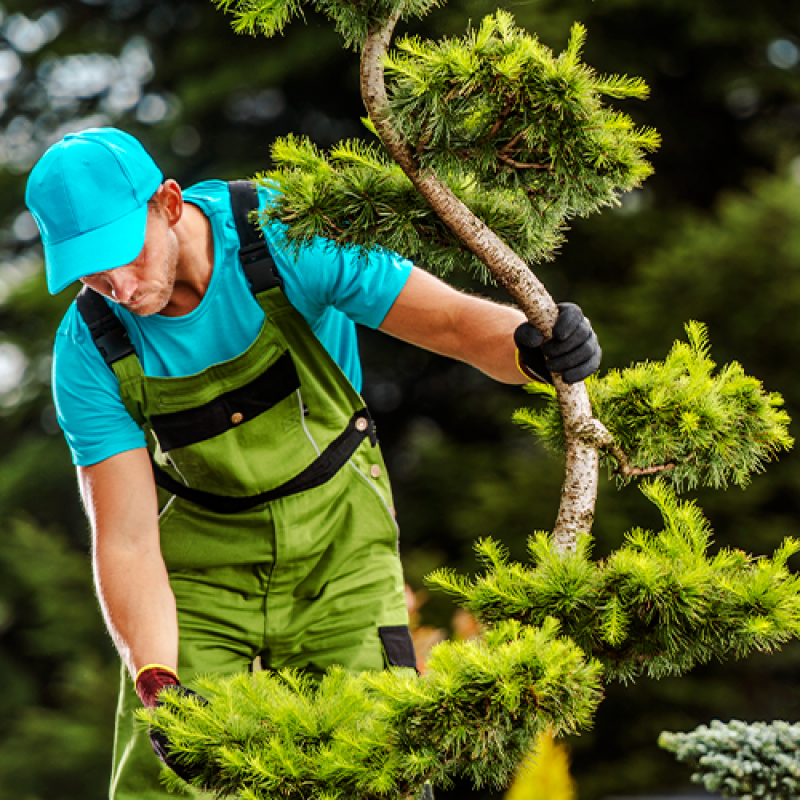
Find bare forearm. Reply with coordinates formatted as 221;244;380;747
79;448;179;681
94;542;179;679
381;268;531;384
445;298;528;384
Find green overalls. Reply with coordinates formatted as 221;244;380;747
78;183;413;799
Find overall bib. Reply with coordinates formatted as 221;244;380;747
79;184;413;799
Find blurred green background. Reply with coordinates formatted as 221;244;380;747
0;0;799;798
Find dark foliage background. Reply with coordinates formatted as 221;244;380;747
0;0;799;798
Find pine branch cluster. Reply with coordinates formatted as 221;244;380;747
251;11;656;279
256;138;562;280
426;481;800;683
659;720;800;800
215;0;443;50
515;322;793;491
142;621;602;799
385;14;658;208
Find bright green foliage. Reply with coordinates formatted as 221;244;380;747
257;135;563;279
142;620;602;799
514;322;793;491
215;0;444;49
385;14;658;206
659;720;800;800
255;13;656;279
426;481;800;683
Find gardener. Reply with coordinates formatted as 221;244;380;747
25;127;600;799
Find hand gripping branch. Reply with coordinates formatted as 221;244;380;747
361;9;607;551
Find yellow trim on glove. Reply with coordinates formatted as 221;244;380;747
135;664;179;684
515;349;539;383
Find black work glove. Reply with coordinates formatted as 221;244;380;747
148;686;210;786
514;302;601;385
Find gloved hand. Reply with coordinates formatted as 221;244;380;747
136;664;182;708
136;665;209;785
514;302;601;385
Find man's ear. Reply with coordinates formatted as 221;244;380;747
154;179;183;226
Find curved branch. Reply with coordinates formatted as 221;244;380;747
361;12;607;551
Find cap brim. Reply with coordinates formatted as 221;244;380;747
44;201;150;294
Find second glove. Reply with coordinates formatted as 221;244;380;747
514;302;601;385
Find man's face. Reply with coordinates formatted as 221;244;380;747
80;203;179;317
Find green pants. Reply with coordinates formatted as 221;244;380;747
110;458;409;799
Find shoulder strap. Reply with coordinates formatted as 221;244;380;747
228;180;283;294
76;287;135;367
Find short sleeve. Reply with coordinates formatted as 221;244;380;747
258;186;413;330
53;305;146;467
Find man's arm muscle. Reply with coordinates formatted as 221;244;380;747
78;447;179;680
379;267;528;384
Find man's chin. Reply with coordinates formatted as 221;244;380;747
123;296;165;316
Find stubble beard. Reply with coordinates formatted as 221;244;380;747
123;241;179;317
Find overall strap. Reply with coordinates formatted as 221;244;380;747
152;407;377;514
228;180;283;294
76;287;136;367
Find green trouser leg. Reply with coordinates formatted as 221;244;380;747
109;465;406;799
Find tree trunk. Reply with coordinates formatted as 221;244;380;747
361;12;602;550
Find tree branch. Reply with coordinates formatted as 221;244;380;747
486;93;518;140
572;418;677;477
361;12;609;551
497;153;551;170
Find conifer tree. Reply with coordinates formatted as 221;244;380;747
660;720;800;800
141;0;800;796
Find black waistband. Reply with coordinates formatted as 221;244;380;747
152;407;377;514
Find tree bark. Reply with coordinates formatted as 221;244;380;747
361;11;603;550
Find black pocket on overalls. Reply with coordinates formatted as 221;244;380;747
378;625;418;669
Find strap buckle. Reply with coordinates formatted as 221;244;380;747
77;288;135;366
238;241;283;294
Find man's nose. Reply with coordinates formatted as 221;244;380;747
107;268;137;302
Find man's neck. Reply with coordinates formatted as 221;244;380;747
161;203;214;317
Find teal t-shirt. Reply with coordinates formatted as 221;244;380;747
52;180;413;467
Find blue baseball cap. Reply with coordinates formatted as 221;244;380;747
25;128;163;294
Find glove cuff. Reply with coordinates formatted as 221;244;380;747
135;664;180;708
515;348;552;385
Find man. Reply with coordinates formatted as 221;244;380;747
25;127;600;799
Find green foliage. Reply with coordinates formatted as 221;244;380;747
385;13;658;207
142;620;602;799
515;322;793;491
257;135;563;279
426;481;800;683
216;0;445;49
659;720;800;800
256;13;656;278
